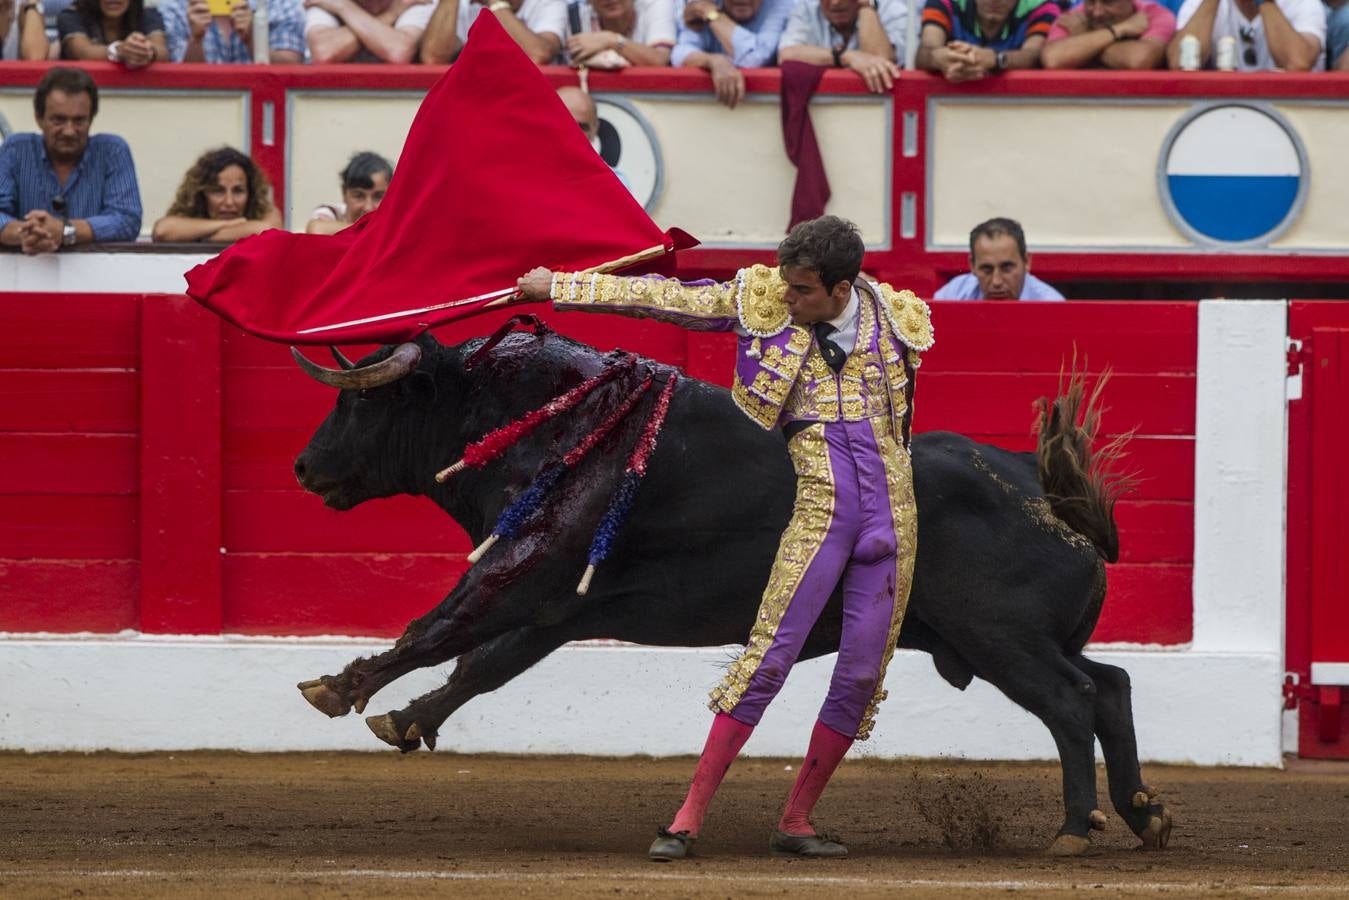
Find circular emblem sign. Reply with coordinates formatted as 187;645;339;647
595;97;663;213
1158;104;1308;247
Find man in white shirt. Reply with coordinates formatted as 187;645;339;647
420;0;566;62
777;0;907;93
305;0;439;63
1166;0;1324;70
934;217;1065;301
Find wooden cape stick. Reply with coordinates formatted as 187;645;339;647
295;242;670;337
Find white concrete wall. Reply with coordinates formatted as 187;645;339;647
0;301;1291;764
0;252;213;294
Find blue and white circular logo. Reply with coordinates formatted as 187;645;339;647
1158;104;1308;247
595;97;664;213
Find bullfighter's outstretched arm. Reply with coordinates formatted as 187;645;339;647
518;267;741;333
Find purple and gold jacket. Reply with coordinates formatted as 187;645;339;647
551;264;935;439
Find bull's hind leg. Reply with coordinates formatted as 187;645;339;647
982;650;1104;855
1072;655;1173;850
365;624;571;752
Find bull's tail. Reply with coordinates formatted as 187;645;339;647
1033;369;1135;564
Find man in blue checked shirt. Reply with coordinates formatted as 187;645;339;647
672;0;795;107
0;67;142;255
161;0;307;63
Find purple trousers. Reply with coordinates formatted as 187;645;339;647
708;416;918;740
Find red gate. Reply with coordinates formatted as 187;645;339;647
1287;307;1349;757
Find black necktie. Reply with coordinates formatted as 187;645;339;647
813;322;845;373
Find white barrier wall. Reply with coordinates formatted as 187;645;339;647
0;299;1290;765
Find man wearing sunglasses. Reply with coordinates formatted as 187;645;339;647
1167;0;1324;70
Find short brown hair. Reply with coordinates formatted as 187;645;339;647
777;215;865;292
35;67;99;119
969;217;1028;259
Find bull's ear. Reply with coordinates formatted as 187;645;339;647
398;370;438;407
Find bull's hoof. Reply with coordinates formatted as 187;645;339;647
1046;833;1092;856
1137;807;1173;850
366;713;422;753
1089;809;1107;831
298;679;352;718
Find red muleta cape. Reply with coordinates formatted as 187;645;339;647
185;13;695;345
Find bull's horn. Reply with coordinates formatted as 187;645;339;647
330;347;357;370
291;342;421;390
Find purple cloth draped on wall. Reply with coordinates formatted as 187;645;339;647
780;61;831;232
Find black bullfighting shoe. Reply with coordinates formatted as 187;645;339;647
648;827;695;861
769;829;849;859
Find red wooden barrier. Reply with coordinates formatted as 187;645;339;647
0;294;1196;643
1287;303;1349;758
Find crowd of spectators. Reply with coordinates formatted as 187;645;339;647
2;0;1342;84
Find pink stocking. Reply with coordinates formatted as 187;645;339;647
777;719;853;836
667;712;754;836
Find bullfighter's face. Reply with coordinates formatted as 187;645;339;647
780;265;852;326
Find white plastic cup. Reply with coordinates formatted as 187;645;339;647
1178;34;1201;70
1215;35;1237;71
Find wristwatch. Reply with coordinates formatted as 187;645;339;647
994;49;1009;70
106;40;121;62
62;223;76;247
831;45;845;66
19;2;42;16
488;1;512;10
704;7;722;22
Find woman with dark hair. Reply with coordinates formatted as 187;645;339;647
59;0;168;64
152;146;281;243
304;151;394;235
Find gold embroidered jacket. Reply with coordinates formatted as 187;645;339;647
550;264;934;434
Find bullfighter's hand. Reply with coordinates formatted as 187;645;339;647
517;267;554;302
842;49;900;93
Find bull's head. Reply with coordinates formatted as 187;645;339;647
291;340;437;510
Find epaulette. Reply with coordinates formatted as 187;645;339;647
734;264;791;338
874;282;935;357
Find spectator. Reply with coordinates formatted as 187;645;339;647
161;0;306;62
1332;1;1348;68
0;0;50;59
914;0;1059;81
0;68;141;254
420;0;565;64
152;147;281;243
563;0;675;67
1042;0;1174;68
305;151;393;235
1167;0;1323;70
672;0;796;108
778;0;907;94
306;0;438;64
934;217;1064;301
556;85;636;194
59;0;168;65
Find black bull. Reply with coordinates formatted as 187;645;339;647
289;326;1172;855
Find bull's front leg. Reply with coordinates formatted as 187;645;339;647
296;557;531;718
365;623;574;751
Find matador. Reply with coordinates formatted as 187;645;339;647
517;215;934;860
